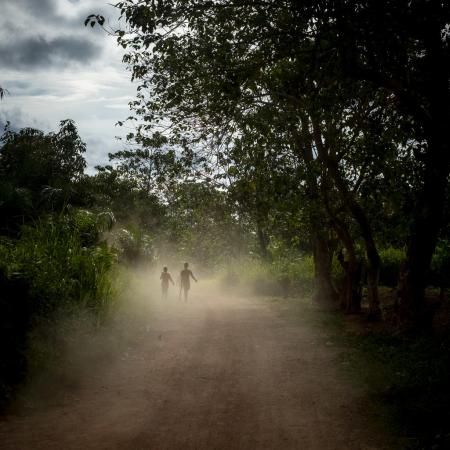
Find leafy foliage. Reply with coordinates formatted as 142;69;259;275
110;0;450;327
0;120;87;233
0;210;117;406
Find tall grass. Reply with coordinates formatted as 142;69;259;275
218;250;315;297
0;212;117;314
0;210;118;407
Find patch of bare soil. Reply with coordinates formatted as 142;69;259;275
0;294;393;449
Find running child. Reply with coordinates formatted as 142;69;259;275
180;262;197;302
160;266;174;299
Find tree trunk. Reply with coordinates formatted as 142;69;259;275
312;232;338;305
337;255;363;314
366;247;381;321
311;119;381;319
254;185;271;260
321;180;362;313
256;220;270;261
398;137;450;330
398;31;450;328
333;225;361;314
291;122;338;306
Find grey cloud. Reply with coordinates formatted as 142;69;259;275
84;135;123;170
67;5;121;35
0;107;47;132
10;0;56;16
1;80;49;97
2;0;114;34
0;35;102;69
0;0;132;169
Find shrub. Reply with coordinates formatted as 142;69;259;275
0;213;117;314
222;248;315;297
0;211;118;406
379;247;405;287
111;224;155;264
269;253;315;296
430;241;450;291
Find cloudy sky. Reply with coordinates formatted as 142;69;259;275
0;0;136;171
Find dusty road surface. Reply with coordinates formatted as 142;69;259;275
0;289;390;450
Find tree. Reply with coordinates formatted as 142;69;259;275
0;119;86;189
0;120;87;232
106;1;450;326
109;0;345;303
329;0;450;329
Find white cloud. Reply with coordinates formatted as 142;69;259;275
0;0;135;169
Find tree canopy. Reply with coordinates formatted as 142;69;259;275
91;0;450;328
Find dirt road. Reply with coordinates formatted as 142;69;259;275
0;292;390;449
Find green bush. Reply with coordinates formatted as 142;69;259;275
376;245;450;289
348;330;450;449
223;244;315;297
0;212;117;315
430;241;450;290
0;211;118;406
111;224;155;264
269;252;315;296
379;247;405;287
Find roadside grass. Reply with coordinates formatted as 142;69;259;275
270;294;450;450
0;212;120;411
343;329;450;450
7;267;157;413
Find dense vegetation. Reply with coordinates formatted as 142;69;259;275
0;118;254;406
1;0;450;447
90;0;450;326
89;1;449;445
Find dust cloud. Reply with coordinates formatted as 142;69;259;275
10;260;262;414
0;260;389;450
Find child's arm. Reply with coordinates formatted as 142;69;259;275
191;271;198;282
169;274;175;285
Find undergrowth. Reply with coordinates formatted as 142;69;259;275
287;296;450;450
344;330;450;449
0;211;119;409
